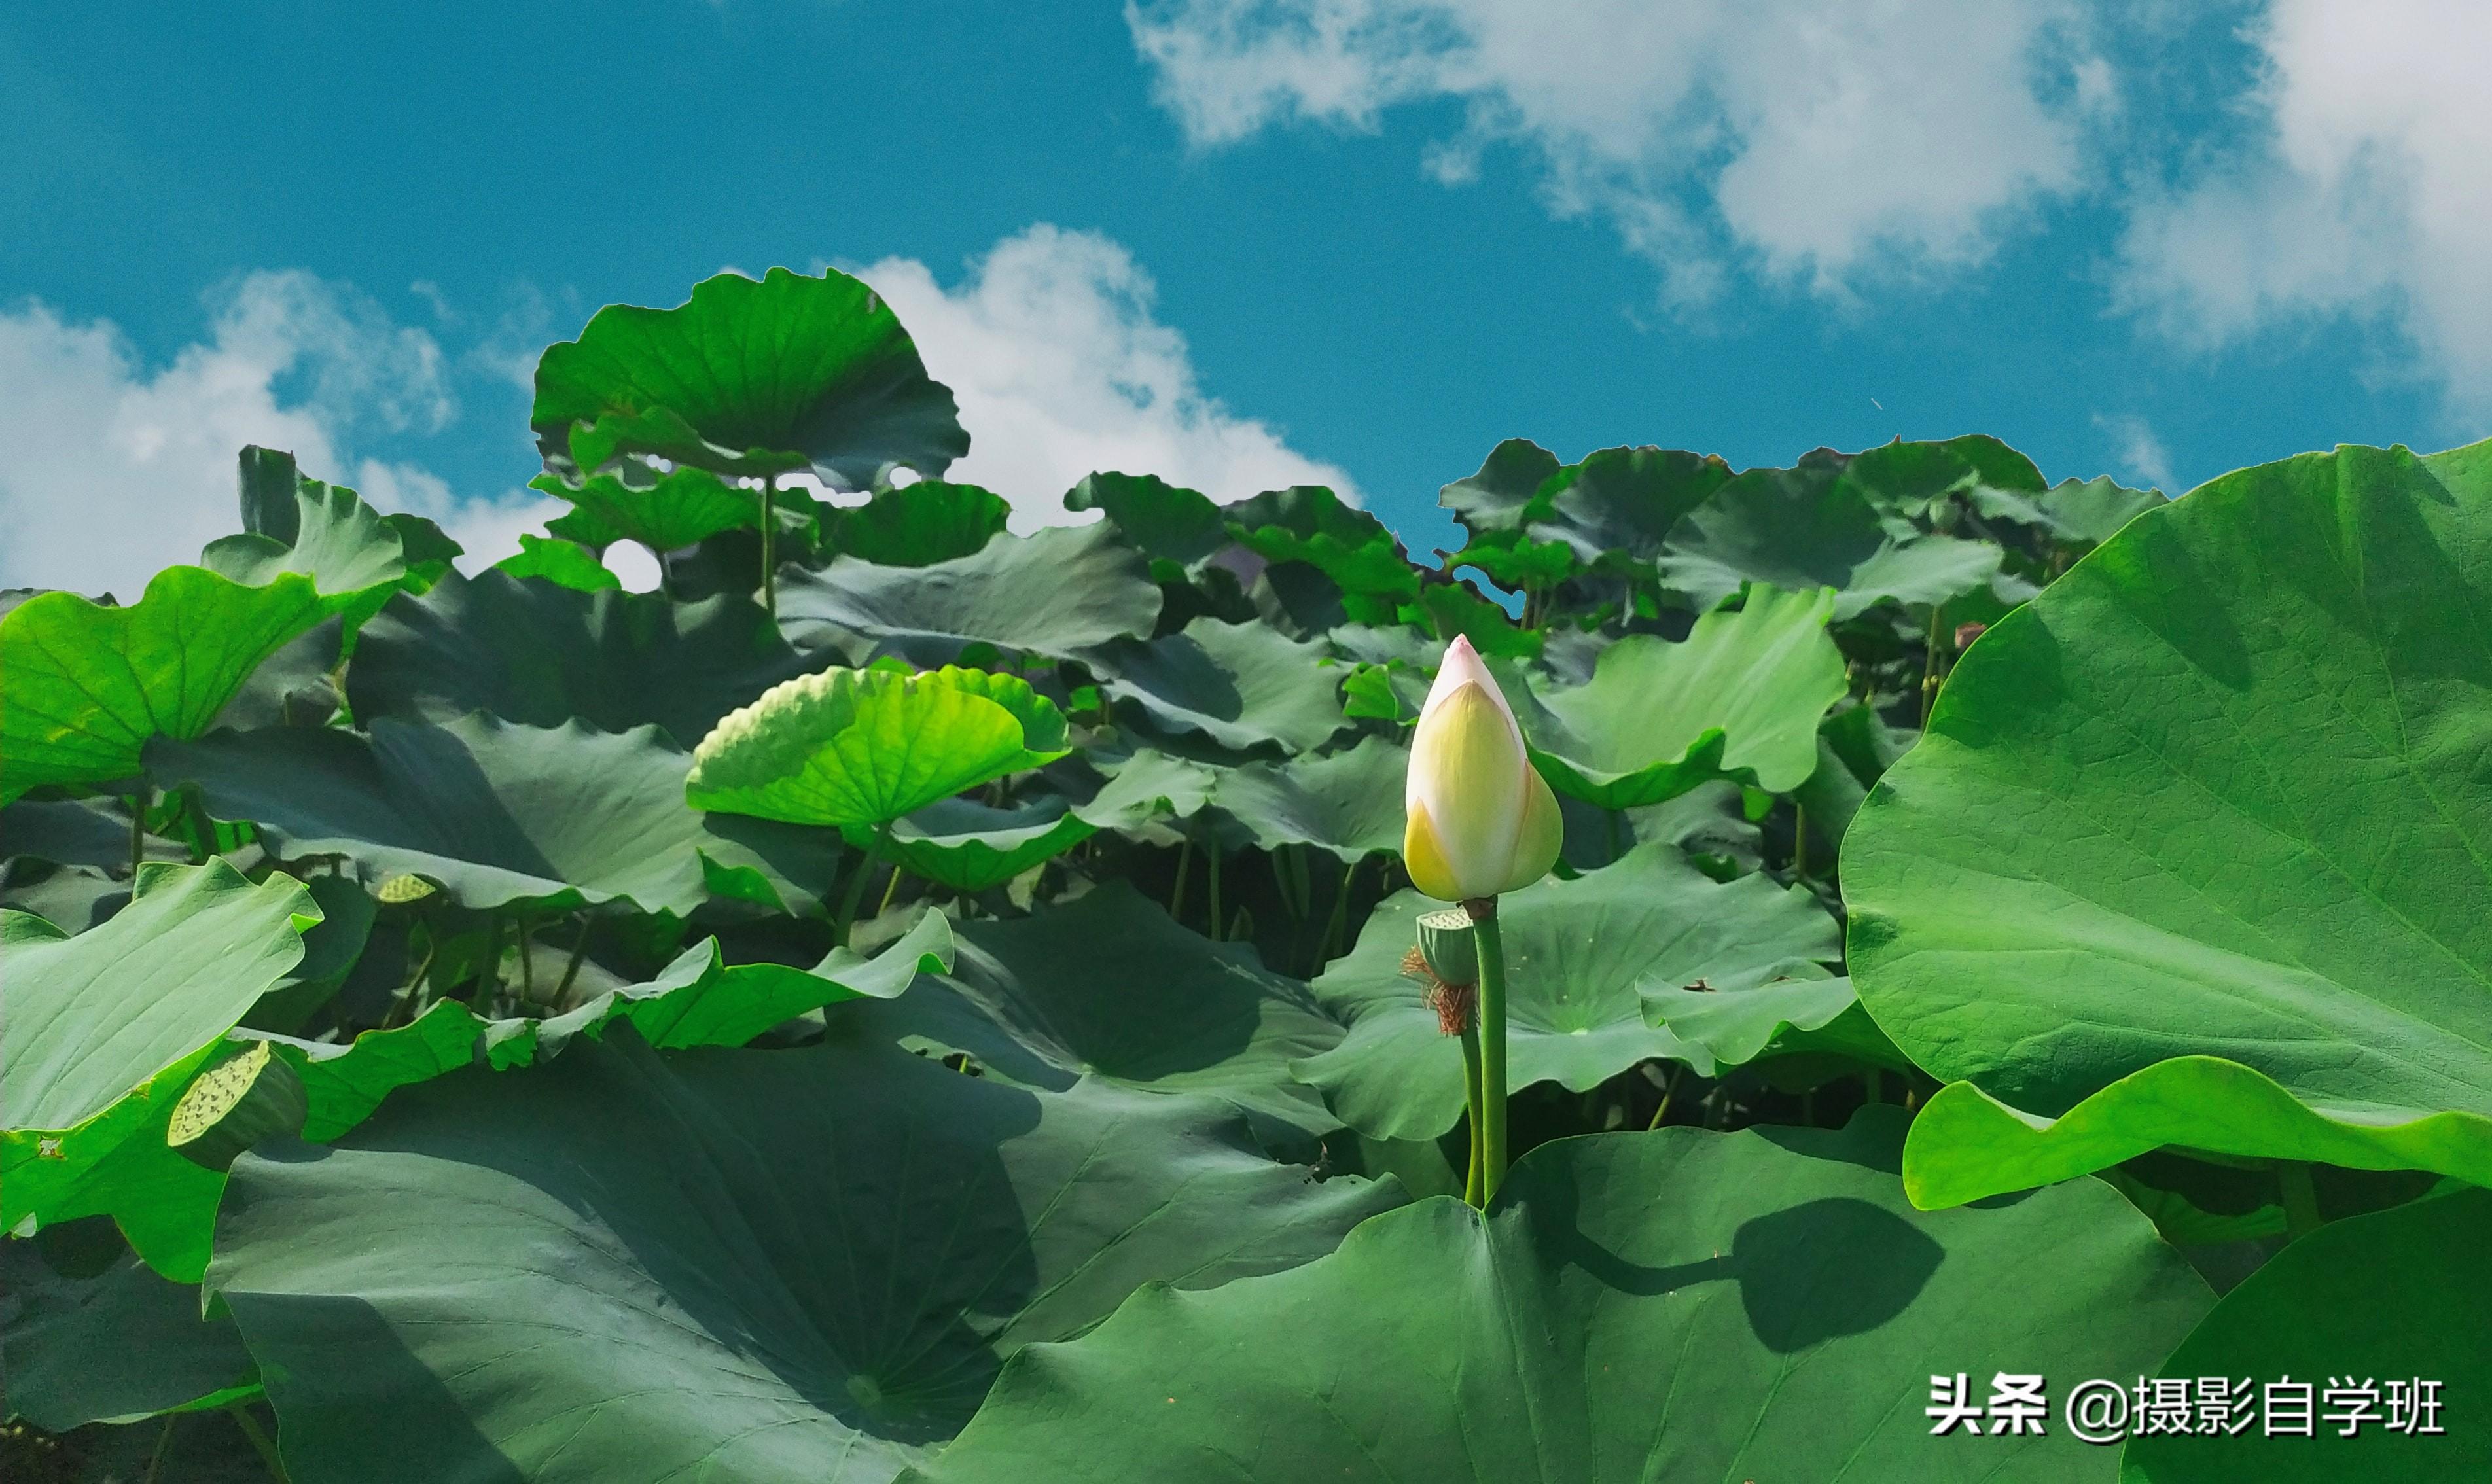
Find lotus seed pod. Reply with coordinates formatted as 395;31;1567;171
1415;906;1478;987
168;1041;308;1171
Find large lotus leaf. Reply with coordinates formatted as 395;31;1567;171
2124;1187;2490;1481
1202;736;1408;859
1069;748;1221;835
1527;442;1735;571
348;569;819;748
527;459;758;552
1;1236;258;1427
531;266;969;487
1645;974;1913;1076
490;534;618;592
1;862;316;1272
1296;841;1842;1141
875;796;1096;892
205;1027;1404;1484
1836;433;2047;521
832;480;1010;566
1222;484;1417;601
206;448;408;610
1438;437;1565;537
1658;450;2004;620
1516;584;1849;807
830;883;1343;1141
1063;471;1226;567
2027;474;2165;545
688;666;1070;830
908;1112;2215;1484
778;523;1162;665
1846;439;2492;1203
152;715;840;915
1084;616;1348;756
1;568;330;803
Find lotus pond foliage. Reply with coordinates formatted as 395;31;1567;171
3;264;2485;1483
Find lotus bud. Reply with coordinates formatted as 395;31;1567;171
1402;635;1563;902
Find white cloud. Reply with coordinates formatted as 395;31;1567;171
854;224;1355;524
2095;411;2175;491
2116;0;2492;419
1127;0;2107;302
0;272;552;599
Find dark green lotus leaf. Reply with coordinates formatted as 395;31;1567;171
243;874;378;1035
1201;736;1406;860
152;715;840;915
3;569;329;804
1444;531;1578;592
872;796;1095;892
832;883;1344;1142
831;480;1010;566
1645;974;1912;1075
1514;584;1848;808
909;1112;2213;1484
1415;578;1540;658
1296;840;1842;1141
348;569;819;749
2026;474;2165;545
1222;485;1417;601
206;1027;1402;1484
1069;748;1220;836
1835;433;2046;521
2;862;317;1279
1847;440;2492;1204
1063;471;1226;568
527;459;759;553
491;534;617;592
1084;617;1348;756
1;1236;258;1428
1439;437;1563;538
1528;443;1735;571
2123;1187;2489;1482
688;666;1069;830
778;523;1162;666
1659;449;2005;620
531;266;969;487
207;448;408;614
1;797;169;871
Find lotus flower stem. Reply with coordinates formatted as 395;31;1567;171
227;1402;289;1483
1459;1019;1486;1207
758;473;778;620
2279;1161;2323;1240
129;782;152;878
554;916;593;1006
1467;896;1510;1203
833;824;892;945
878;857;906;915
1207;841;1224;942
1169;837;1194;923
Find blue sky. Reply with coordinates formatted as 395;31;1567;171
5;1;2487;595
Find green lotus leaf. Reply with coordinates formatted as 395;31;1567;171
828;883;1344;1143
527;458;760;553
490;533;617;592
1438;436;1563;538
2123;1187;2490;1481
206;447;410;616
831;480;1010;565
870;796;1096;892
151;715;840;915
348;569;821;749
1414;578;1540;658
1515;583;1849;808
777;522;1162;665
3;568;327;804
1835;433;2047;520
1082;616;1349;756
205;1027;1403;1484
531;266;969;487
1523;442;1735;572
907;1112;2214;1484
1063;471;1226;568
1645;974;1912;1075
1295;840;1842;1141
1069;748;1221;835
1898;1059;2492;1212
2026;473;2165;545
1847;439;2492;1200
688;665;1070;830
1222;484;1417;601
1;1236;258;1428
1658;446;2006;619
1;862;317;1276
1200;735;1408;860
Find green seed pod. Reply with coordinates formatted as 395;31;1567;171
376;873;438;905
1415;908;1478;988
168;1041;308;1171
